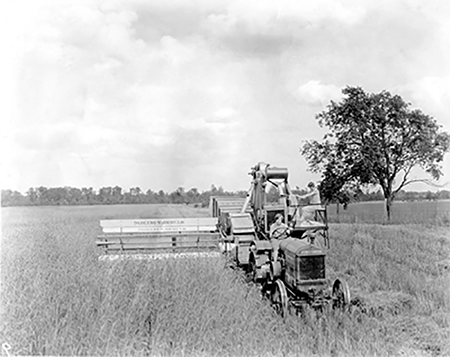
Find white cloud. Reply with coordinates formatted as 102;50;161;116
212;107;237;120
202;0;365;58
408;76;450;111
215;0;365;31
295;80;342;107
160;35;198;66
394;75;450;132
276;0;366;26
2;0;450;193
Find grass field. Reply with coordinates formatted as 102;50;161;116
327;199;450;225
1;203;449;356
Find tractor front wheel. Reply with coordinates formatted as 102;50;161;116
332;279;350;310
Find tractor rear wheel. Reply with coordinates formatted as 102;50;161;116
271;280;288;317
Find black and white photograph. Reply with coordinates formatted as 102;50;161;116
1;0;449;356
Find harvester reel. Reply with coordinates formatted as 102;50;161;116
271;280;288;317
332;279;351;310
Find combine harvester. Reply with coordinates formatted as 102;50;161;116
97;162;350;314
213;162;330;264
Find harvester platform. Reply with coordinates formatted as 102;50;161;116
96;217;220;255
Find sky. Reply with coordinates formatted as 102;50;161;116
1;0;450;194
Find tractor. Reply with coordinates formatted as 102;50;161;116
253;237;350;316
215;162;350;315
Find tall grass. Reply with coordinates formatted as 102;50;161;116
1;205;449;356
329;223;450;356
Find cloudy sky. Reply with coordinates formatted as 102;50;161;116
1;0;449;194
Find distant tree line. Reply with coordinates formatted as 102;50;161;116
1;185;247;207
2;184;449;207
327;188;450;206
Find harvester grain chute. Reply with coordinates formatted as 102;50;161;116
96;161;350;314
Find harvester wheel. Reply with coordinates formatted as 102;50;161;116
271;280;288;317
332;279;351;310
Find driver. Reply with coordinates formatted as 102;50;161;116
270;213;289;262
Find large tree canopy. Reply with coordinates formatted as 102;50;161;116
302;86;450;220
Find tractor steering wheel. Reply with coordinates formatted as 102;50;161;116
271;226;290;240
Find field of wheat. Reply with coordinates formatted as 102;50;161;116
1;203;449;356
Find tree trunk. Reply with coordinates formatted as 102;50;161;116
382;180;394;222
385;196;392;222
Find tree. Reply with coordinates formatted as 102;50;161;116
36;186;48;205
26;188;37;205
68;187;82;204
1;190;27;206
157;190;167;203
170;187;186;204
99;187;113;204
112;186;123;204
319;171;351;214
145;189;157;203
130;187;143;204
45;187;69;205
302;86;450;221
266;185;279;203
186;188;200;204
81;187;96;204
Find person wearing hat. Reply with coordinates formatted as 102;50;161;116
296;182;322;225
270;213;289;262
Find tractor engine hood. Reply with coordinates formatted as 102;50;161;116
279;237;326;286
279;237;325;257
